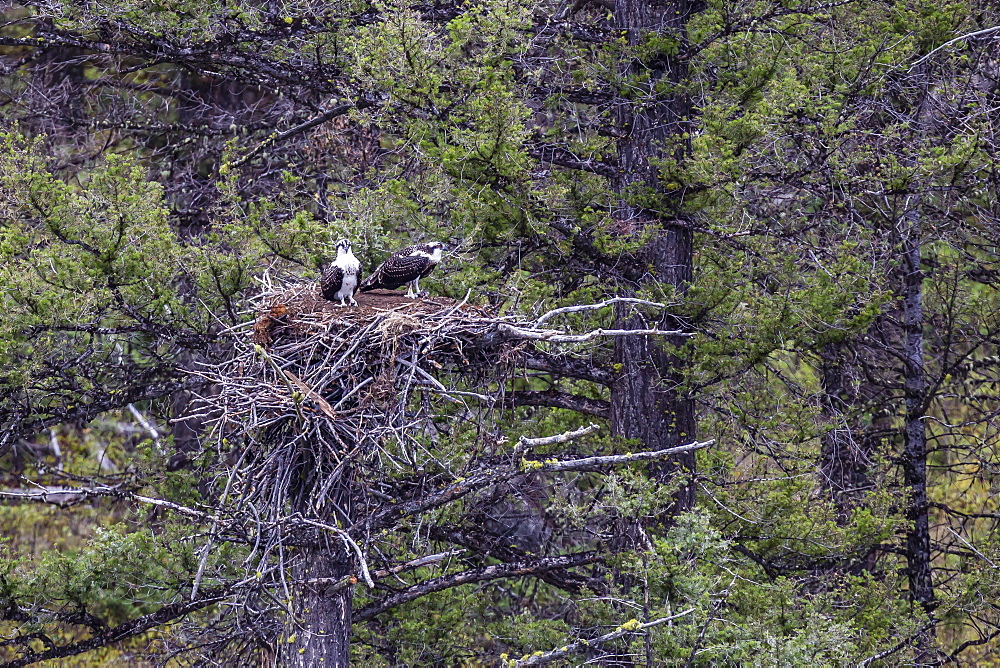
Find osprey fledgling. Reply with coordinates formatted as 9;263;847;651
320;239;362;307
359;241;444;298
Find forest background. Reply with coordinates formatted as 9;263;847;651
2;0;1000;665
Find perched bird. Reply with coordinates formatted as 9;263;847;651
359;241;444;298
320;239;362;307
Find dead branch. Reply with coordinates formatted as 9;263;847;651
523;351;615;385
518;423;600;449
530;439;716;472
909;25;1000;68
533;297;672;327
127;403;162;443
497;323;691;343
355;552;602;622
0;586;234;668
509;608;696;666
0;485;215;521
510;390;611;418
361;439;715;536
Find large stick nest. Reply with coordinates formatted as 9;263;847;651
193;283;675;525
184;281;680;639
195;281;529;521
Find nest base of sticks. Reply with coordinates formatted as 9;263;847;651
251;286;491;348
208;282;517;513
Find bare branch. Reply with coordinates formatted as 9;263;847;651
0;486;108;506
523;351;615;386
856;621;938;668
533;297;671;327
510;608;696;666
0;485;214;521
498;323;690;343
526;440;716;473
373;550;465;578
910;25;1000;68
526;141;618;179
946;528;999;570
518;423;601;449
355;552;601;622
127;403;161;443
0;586;233;668
228;101;362;170
511;390;610;418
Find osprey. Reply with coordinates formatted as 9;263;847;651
359;241;444;298
320;239;362;307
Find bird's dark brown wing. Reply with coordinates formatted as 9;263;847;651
419;259;439;279
360;249;429;291
320;265;344;300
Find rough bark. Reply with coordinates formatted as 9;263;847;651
610;0;702;513
279;451;355;666
900;209;935;616
280;538;354;668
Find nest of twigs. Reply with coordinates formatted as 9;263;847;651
194;280;530;520
244;281;517;416
180;280;684;651
193;280;667;526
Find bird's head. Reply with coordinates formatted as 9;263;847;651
335;239;352;255
425;241;445;261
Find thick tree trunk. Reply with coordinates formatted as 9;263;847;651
610;0;703;512
280;538;354;667
279;450;356;666
611;235;696;511
900;210;935;616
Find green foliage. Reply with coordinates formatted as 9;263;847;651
3;0;1000;663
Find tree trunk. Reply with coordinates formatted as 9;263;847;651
280;537;354;667
611;235;695;511
900;208;935;616
279;449;356;666
610;0;703;513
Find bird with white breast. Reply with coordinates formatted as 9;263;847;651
320;239;362;307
